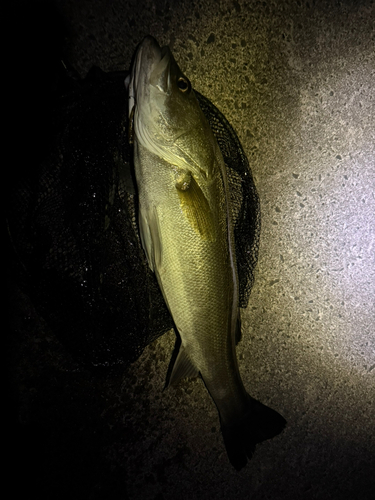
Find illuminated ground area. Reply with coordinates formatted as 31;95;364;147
9;1;374;499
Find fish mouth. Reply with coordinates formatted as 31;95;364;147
125;35;173;130
150;45;172;93
130;36;172;94
137;36;172;93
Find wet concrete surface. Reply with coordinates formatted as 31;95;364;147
8;0;374;499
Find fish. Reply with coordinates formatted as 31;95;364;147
125;35;286;470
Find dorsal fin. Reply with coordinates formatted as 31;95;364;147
235;309;242;345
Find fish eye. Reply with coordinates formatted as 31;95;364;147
177;77;190;92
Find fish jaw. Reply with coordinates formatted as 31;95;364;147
125;36;164;114
125;35;174;141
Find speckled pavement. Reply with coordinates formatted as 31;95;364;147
8;1;374;499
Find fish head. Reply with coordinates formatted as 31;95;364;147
125;36;216;177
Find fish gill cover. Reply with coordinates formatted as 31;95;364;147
7;61;260;368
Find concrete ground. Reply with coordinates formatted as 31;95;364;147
8;0;374;499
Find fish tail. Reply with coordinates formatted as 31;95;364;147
221;395;286;471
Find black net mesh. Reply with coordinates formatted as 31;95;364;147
195;91;260;308
7;66;260;368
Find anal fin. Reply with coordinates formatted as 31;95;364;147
165;339;199;388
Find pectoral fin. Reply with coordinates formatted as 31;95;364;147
175;171;215;241
138;206;162;272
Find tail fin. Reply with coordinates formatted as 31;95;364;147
221;395;286;470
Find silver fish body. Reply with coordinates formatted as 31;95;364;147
126;36;285;469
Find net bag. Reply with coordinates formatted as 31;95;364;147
7;65;260;368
